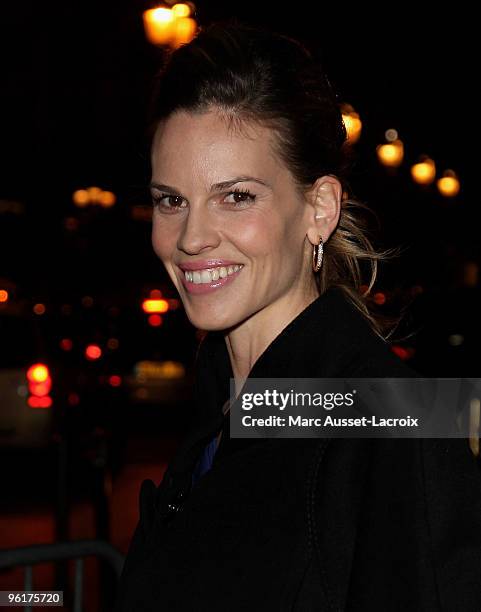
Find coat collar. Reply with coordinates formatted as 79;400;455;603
197;284;411;417
151;286;414;609
162;285;410;478
157;287;356;493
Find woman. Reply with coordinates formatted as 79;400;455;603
116;20;481;611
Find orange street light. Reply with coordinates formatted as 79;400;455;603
411;156;436;185
437;169;460;197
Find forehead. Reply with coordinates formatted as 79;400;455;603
151;109;284;184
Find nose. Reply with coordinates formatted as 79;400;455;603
176;204;221;256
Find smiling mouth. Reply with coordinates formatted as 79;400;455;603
182;264;244;284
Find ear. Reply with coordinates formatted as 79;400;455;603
305;175;342;246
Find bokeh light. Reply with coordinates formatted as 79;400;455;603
85;344;102;360
411;156;436;185
33;303;46;315
437;169;460;197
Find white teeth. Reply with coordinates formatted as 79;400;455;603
183;264;243;284
200;270;211;283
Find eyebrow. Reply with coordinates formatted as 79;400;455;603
149;175;271;194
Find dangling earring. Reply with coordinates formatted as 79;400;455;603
312;236;324;272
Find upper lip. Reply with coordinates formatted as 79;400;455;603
178;259;242;271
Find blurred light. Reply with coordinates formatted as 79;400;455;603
108;375;122;387
61;304;73;316
107;337;119;350
135;387;149;400
359;284;369;296
167;298;181;309
131;205;153;222
411;156;436;185
27;363;52;404
376;140;404;167
448;334;464;346
411;285;424;296
0;198;25;214
68;392;80;406
149;289;163;298
143;7;175;45
373;292;386;305
391;345;410;360
108;306;120;317
27;364;49;383
135;360;185;380
64;217;80;231
87;186;102;204
28;395;52;408
81;295;94;308
464;261;479;287
437;169;460;197
142;298;169;313
0;289;8;303
85;344;102;360
158;360;185;379
341;103;362;144
172;3;191;17
72;189;90;207
33;303;46;315
148;314;163;327
385;128;398;142
171;16;197;48
30;379;52;397
99;191;116;207
60;338;73;351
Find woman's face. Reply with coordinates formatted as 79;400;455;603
150;109;323;331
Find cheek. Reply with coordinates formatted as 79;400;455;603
232;212;283;259
151;218;175;262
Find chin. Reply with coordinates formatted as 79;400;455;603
183;304;240;333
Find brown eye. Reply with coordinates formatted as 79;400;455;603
152;193;186;213
224;189;256;206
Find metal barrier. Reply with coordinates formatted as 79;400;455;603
0;540;125;611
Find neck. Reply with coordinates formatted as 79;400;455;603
223;284;320;397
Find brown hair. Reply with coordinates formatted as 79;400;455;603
147;18;405;340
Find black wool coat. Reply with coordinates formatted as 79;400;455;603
115;287;481;611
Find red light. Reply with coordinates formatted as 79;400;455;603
68;392;80;406
373;292;386;305
391;345;409;360
27;364;49;383
149;289;162;298
60;338;73;351
29;380;52;397
28;395;52;408
33;303;46;315
108;375;122;387
85;344;102;360
148;314;163;327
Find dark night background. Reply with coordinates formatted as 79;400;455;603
0;2;478;609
